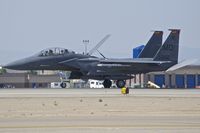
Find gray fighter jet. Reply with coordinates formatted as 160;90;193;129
4;29;180;88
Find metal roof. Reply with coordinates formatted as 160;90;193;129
167;59;200;72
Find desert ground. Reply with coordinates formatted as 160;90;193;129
0;88;200;133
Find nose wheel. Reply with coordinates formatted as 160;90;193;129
116;80;126;88
60;82;66;88
103;79;112;88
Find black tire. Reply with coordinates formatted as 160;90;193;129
103;79;112;88
60;82;67;88
116;80;126;88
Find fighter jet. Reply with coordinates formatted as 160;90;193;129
4;29;180;88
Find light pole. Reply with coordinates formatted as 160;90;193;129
83;40;89;54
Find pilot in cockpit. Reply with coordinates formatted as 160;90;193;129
49;49;53;55
39;48;72;57
45;51;49;56
65;49;69;53
60;50;64;54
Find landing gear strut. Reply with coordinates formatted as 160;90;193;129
116;80;126;88
103;79;112;88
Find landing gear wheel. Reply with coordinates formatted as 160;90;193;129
116;80;126;88
60;82;66;88
103;79;112;88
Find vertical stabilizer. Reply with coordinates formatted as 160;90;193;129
154;29;180;65
139;31;163;58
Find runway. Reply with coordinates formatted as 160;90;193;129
1;88;200;97
0;88;200;132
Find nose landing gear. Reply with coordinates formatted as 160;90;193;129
60;82;67;88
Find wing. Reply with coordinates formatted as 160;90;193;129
99;58;171;65
96;59;171;74
59;58;99;72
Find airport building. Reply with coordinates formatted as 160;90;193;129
0;73;60;88
144;61;200;88
0;70;85;88
1;65;200;89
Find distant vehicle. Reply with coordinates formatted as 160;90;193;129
4;29;180;88
50;81;70;88
50;82;62;88
88;80;104;88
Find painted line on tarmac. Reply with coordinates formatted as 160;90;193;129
0;124;200;129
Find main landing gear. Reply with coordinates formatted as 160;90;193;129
116;80;126;88
103;79;126;88
103;79;112;88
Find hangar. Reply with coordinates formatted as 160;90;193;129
144;59;200;88
0;73;60;88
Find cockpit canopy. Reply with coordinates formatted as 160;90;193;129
38;47;75;57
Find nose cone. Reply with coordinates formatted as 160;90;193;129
4;61;24;70
4;62;18;70
3;57;33;70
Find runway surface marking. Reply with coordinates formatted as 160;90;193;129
0;125;200;129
